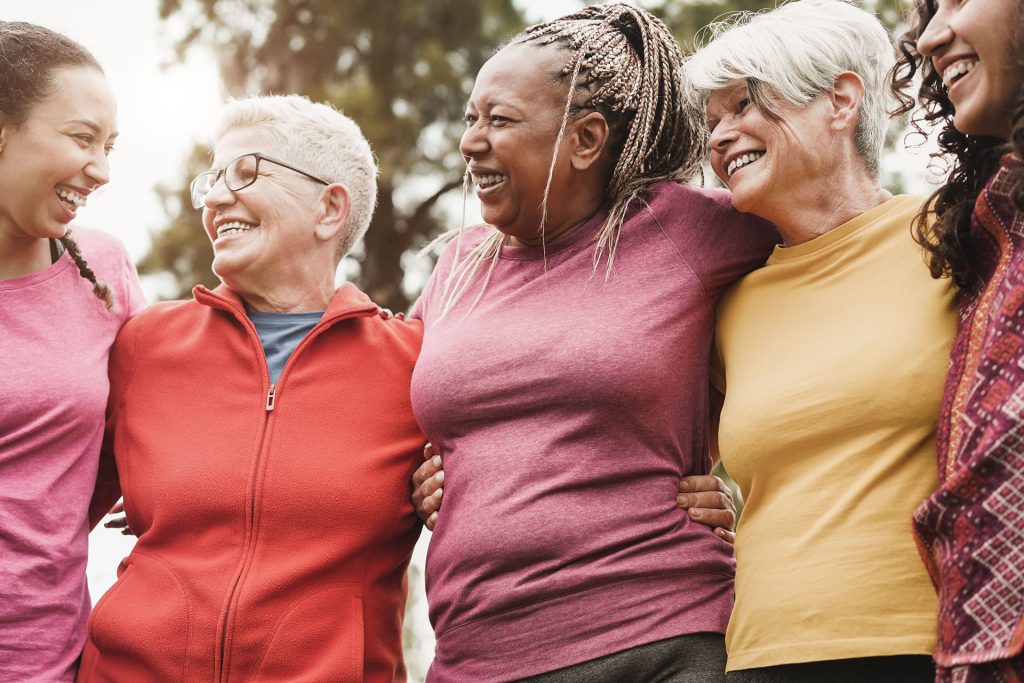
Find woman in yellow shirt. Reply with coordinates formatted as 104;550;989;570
683;0;957;679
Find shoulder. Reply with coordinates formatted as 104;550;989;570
66;226;132;272
431;224;495;270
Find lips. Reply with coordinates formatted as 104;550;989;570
726;151;765;177
941;58;977;88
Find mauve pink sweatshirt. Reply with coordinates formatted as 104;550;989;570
410;182;778;681
0;227;144;682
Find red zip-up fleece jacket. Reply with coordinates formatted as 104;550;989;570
82;283;424;683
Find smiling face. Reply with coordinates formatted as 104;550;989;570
202;126;325;294
0;66;117;243
916;0;1022;139
460;43;591;244
706;81;838;219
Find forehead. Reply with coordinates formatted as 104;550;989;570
468;43;567;109
211;126;281;165
30;66;118;135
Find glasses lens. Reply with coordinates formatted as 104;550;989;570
226;154;259;191
191;171;217;209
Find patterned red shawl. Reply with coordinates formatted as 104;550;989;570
915;152;1024;669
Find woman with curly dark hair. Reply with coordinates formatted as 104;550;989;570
893;0;1024;680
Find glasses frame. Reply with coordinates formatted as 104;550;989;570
190;152;330;209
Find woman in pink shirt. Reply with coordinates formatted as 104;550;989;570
0;22;144;682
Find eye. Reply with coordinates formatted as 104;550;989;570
488;115;510;127
736;98;751;114
104;144;116;156
463;113;478;127
74;133;94;147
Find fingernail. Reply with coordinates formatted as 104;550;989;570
679;481;690;492
432;455;442;467
677;495;689;507
434;488;443;499
435;471;445;484
691;509;701;518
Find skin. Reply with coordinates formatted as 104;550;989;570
201;126;351;312
916;0;1020;140
459;42;611;247
705;75;891;246
0;66;118;279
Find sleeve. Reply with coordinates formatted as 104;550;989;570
408;232;465;323
88;315;140;528
116;244;147;324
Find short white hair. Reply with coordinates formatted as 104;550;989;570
215;94;378;259
684;0;895;175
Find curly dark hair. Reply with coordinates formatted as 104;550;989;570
1;21;114;309
891;0;1024;289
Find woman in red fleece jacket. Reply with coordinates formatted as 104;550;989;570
83;95;424;682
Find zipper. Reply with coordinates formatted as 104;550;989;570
212;302;378;682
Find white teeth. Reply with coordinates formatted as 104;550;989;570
942;59;977;88
727;151;765;177
217;220;258;236
55;188;87;209
474;173;508;189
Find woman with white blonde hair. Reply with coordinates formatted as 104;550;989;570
683;0;957;680
83;94;425;682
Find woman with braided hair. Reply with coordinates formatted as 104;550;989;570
409;4;777;680
892;0;1024;679
0;21;144;682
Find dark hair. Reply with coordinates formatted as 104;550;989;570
1;21;113;308
891;0;1024;289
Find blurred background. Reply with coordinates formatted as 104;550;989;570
1;0;935;679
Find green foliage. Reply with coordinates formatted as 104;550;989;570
150;0;525;309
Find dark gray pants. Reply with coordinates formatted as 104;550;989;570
516;633;727;683
726;655;935;683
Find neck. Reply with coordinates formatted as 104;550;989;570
766;169;891;247
0;220;53;279
231;266;337;313
509;186;605;248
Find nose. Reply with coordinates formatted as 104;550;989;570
708;120;738;156
459;120;488;160
916;6;953;58
85;151;111;188
203;173;234;210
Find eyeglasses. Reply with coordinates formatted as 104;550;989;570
190;152;330;209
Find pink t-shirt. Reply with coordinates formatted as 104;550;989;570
0;227;144;682
410;181;778;681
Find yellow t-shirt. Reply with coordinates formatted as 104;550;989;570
712;195;956;671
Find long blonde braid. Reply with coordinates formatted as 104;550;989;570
433;2;703;319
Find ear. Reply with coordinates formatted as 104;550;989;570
568;111;610;172
313;183;351;244
829;71;865;134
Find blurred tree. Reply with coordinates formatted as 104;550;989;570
145;0;525;308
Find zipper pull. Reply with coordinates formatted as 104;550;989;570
266;384;277;412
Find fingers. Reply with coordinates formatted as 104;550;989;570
715;528;736;545
676;490;732;510
411;443;445;528
684;507;735;532
678;474;730;495
102;515;135;536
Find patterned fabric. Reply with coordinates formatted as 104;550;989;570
915;153;1024;682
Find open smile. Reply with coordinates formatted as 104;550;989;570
726;151;765;177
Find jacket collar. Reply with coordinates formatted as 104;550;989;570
193;282;381;326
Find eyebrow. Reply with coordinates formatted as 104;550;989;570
66;119;119;139
463;98;526;115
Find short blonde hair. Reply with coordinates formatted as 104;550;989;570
216;95;378;259
684;0;895;175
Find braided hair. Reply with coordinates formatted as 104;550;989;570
0;21;114;309
433;3;702;318
891;0;1024;289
